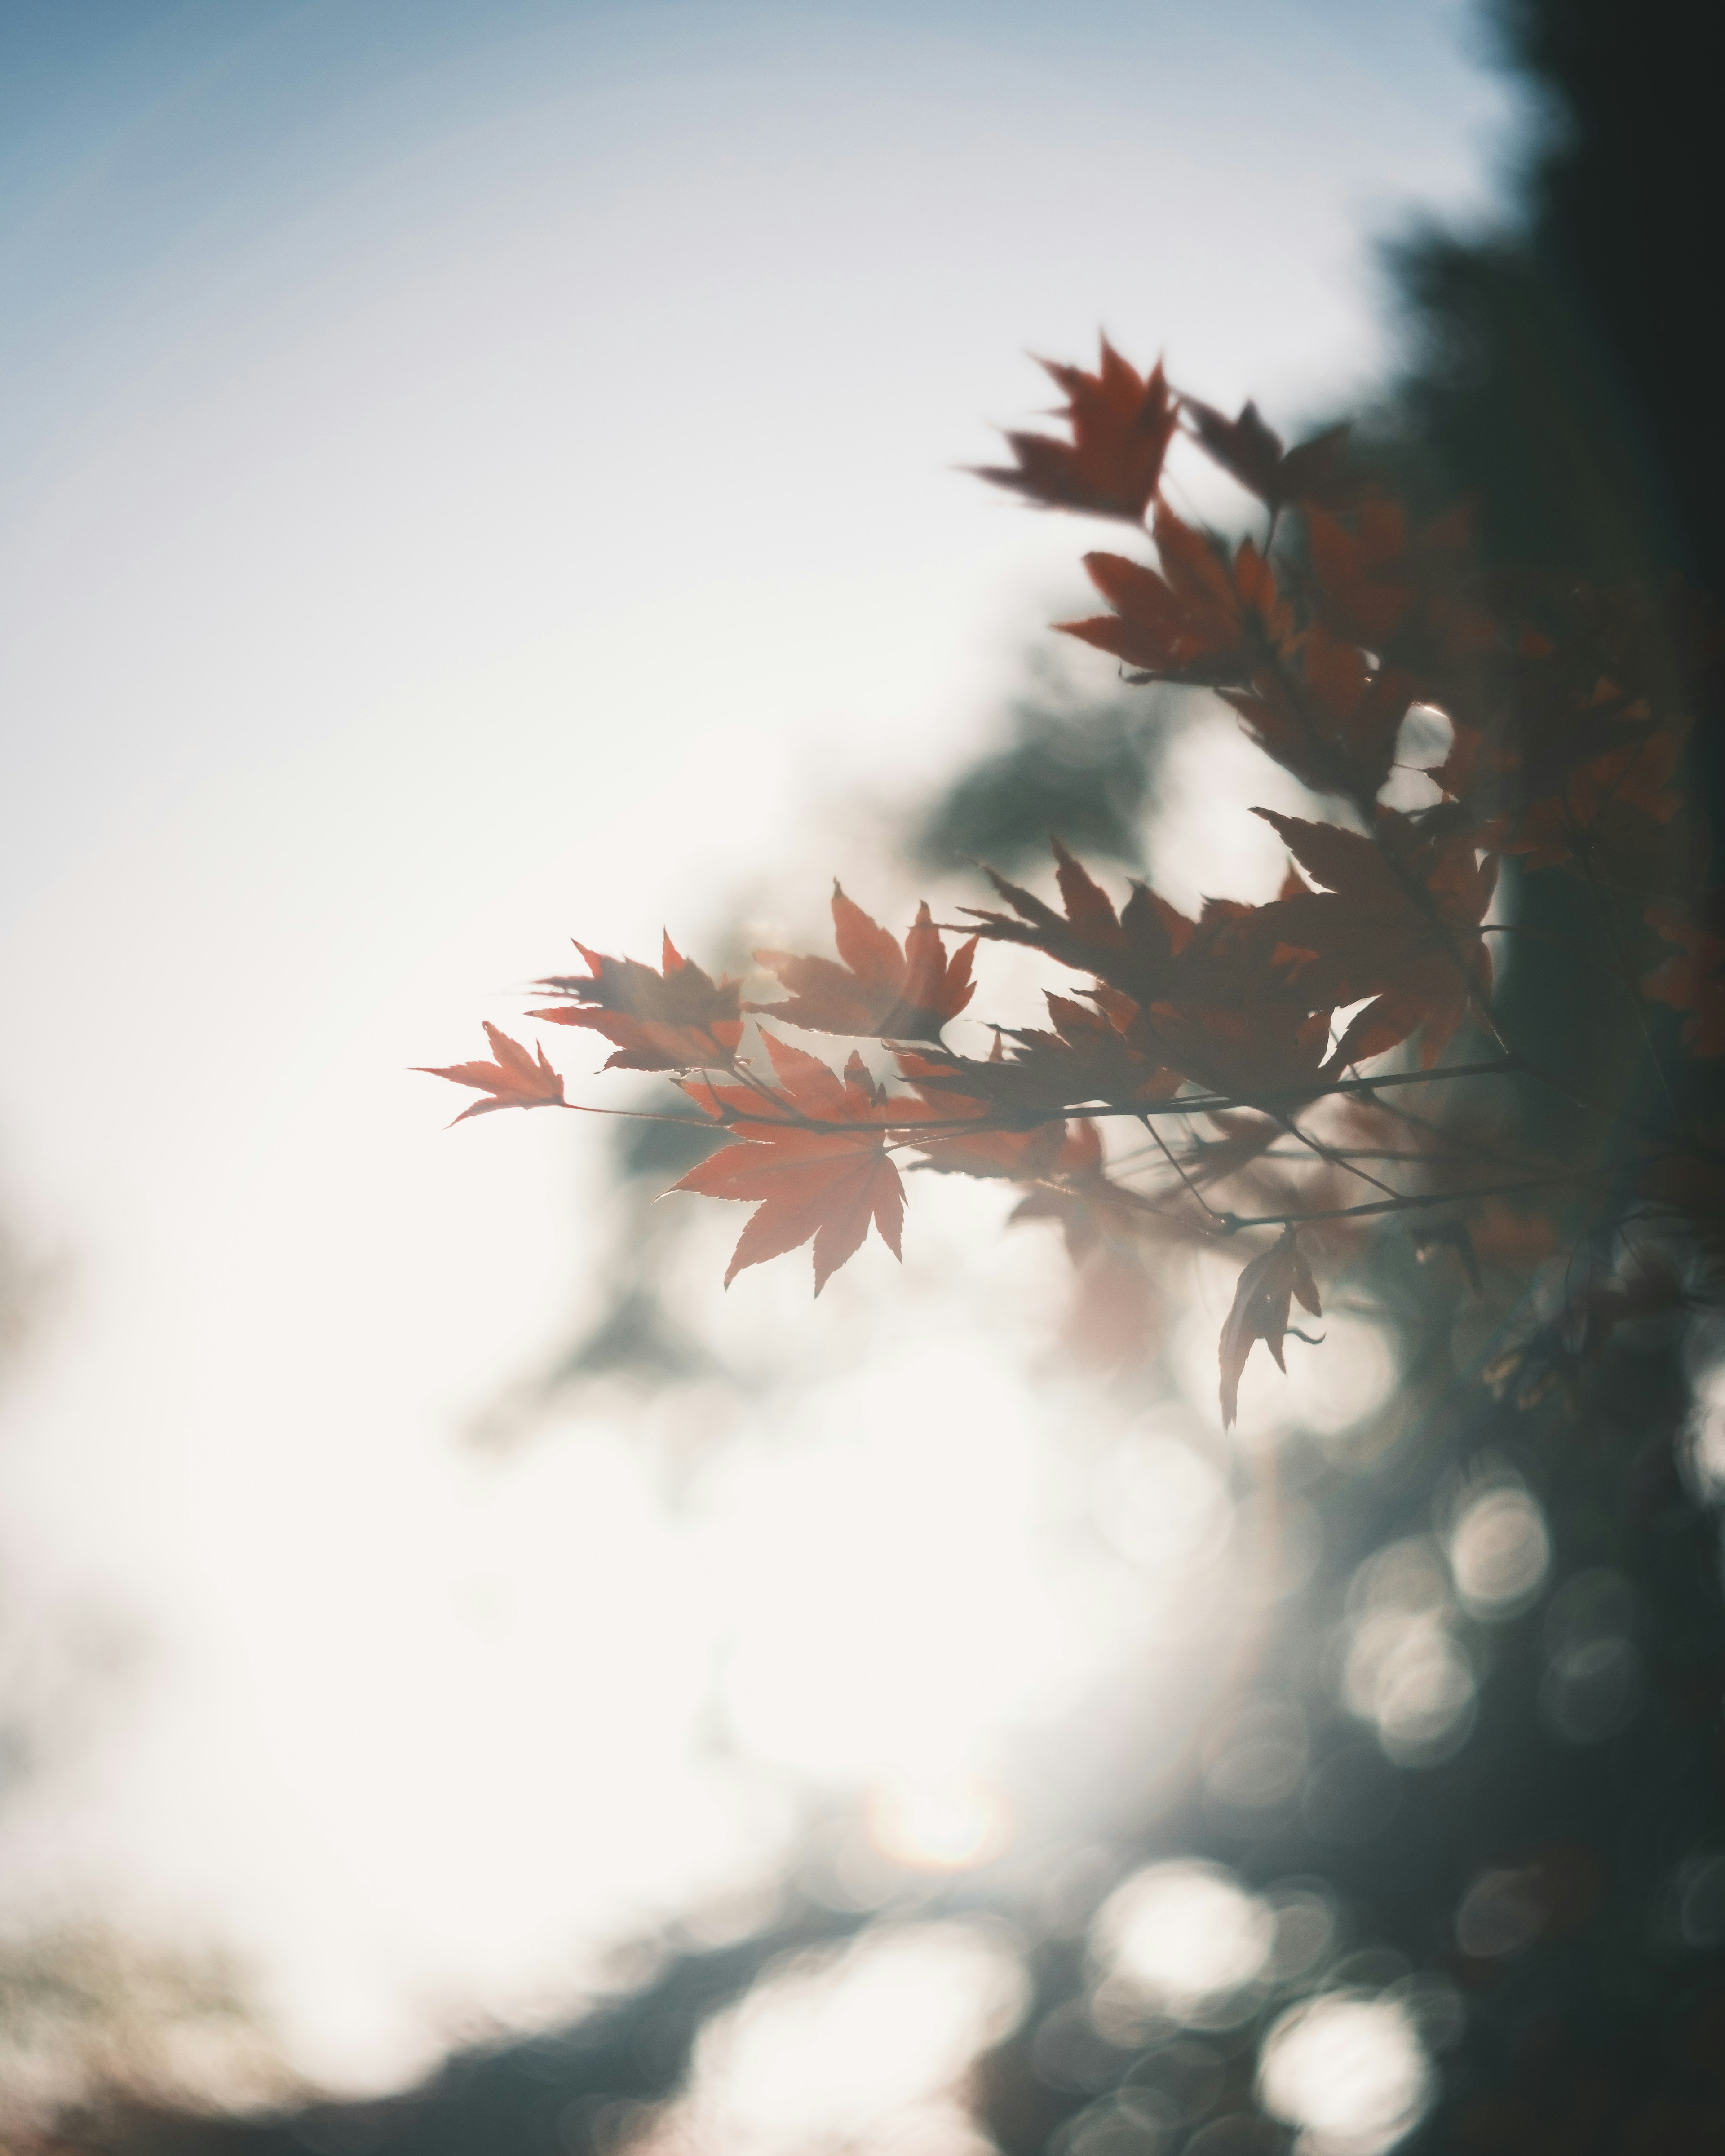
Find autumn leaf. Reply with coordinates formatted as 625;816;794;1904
893;1044;1072;1179
905;1114;1068;1183
962;838;1193;996
1181;396;1358;508
1181;1109;1287;1195
416;1023;566;1123
532;934;743;1071
1644;899;1725;1054
1220;627;1417;801
1307;499;1422;649
999;992;1183;1109
973;339;1177;522
1057;507;1275;684
1433;586;1684;830
1428;579;1705;895
750;887;977;1040
1249;808;1496;1066
1506;714;1699;896
962;842;1333;1101
901;988;1179;1127
426;340;1725;1477
1141;997;1335;1103
1218;1228;1321;1426
1307;499;1490;668
897;1074;1069;1190
674;1032;904;1291
1009;1119;1151;1264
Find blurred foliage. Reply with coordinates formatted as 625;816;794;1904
1361;0;1725;1168
0;1928;292;2144
913;665;1172;876
1374;0;1723;598
42;1913;867;2156
490;1107;728;1418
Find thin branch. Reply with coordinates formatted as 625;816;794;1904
1139;1111;1233;1225
1216;1158;1661;1233
617;1056;1528;1144
1274;1110;1404;1201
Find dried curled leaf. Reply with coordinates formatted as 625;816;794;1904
416;1024;566;1123
974;340;1176;522
1218;1228;1321;1427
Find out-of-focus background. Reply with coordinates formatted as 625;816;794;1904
2;4;1721;2152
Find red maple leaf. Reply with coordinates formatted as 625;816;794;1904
893;1043;1070;1180
1221;626;1418;801
962;838;1194;998
1507;716;1696;895
674;1033;904;1292
1009;1119;1149;1264
1141;997;1335;1103
907;1117;1067;1183
962;842;1329;1101
416;1024;567;1123
1249;808;1496;1067
974;339;1177;522
1306;499;1488;667
1181;397;1358;508
532;934;743;1071
996;991;1182;1110
750;887;977;1040
1057;507;1273;684
1305;499;1419;649
1218;1228;1322;1426
1644;899;1725;1055
898;987;1180;1124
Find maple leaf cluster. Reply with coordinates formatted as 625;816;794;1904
423;339;1722;1425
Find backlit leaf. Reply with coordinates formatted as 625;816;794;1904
674;1033;904;1292
416;1024;566;1123
974;339;1177;522
533;935;743;1072
750;887;977;1040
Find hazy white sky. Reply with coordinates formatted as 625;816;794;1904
0;0;1522;2099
